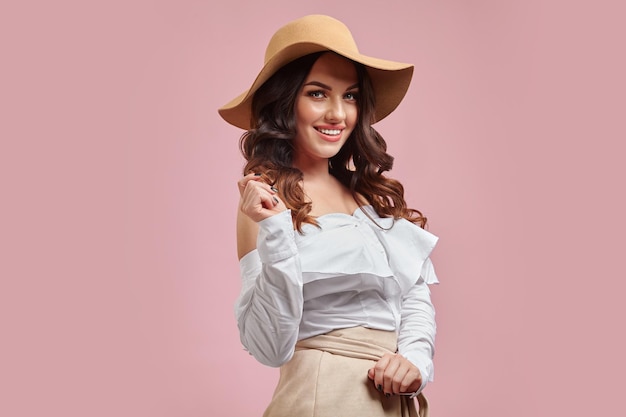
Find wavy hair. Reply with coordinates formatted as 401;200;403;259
239;52;426;232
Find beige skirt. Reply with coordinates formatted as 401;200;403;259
263;326;429;417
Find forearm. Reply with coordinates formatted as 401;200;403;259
235;210;303;367
397;276;437;393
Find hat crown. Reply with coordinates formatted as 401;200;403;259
264;15;359;64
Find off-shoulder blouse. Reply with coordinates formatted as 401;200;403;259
235;205;439;391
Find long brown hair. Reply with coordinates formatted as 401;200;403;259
239;52;426;232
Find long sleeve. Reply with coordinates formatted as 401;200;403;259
234;210;303;367
396;259;437;394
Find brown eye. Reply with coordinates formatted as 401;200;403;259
307;90;325;98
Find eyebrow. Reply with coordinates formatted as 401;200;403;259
303;81;359;91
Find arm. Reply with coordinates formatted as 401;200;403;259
396;274;437;394
234;175;303;367
367;276;436;397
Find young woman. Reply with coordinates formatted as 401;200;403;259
219;15;439;417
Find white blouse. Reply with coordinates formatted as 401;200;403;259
235;205;439;392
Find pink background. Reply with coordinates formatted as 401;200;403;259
2;0;625;416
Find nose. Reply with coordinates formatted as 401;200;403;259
325;97;346;123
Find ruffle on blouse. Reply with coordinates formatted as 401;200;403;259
295;205;439;295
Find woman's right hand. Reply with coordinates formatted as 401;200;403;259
238;173;287;222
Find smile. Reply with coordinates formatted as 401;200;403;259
315;127;342;136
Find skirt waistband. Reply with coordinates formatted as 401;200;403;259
295;326;397;361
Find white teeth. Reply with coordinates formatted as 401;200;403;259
317;128;341;135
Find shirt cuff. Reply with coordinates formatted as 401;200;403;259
257;210;297;263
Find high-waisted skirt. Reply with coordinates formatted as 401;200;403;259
263;326;429;417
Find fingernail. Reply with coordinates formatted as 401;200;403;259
385;393;390;398
377;384;382;392
270;186;278;192
272;196;279;205
254;173;262;176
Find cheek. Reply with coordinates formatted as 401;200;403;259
295;99;321;124
295;97;308;123
347;106;358;126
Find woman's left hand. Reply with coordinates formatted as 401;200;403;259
368;353;422;396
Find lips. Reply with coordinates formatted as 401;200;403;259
314;127;344;142
316;127;342;136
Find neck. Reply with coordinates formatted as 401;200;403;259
293;158;332;182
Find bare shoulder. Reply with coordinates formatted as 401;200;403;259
237;209;260;260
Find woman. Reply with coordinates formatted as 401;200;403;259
219;15;438;417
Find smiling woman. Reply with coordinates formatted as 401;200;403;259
293;53;359;168
218;14;438;417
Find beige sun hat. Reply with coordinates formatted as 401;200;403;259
218;14;414;130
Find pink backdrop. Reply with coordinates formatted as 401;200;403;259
2;0;625;416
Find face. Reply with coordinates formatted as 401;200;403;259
292;52;359;169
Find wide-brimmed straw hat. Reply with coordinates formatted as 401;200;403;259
218;14;414;130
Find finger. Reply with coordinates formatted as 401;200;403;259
270;193;288;212
237;174;257;196
260;193;279;209
391;362;410;394
389;355;423;394
239;186;268;217
372;354;392;394
242;186;274;210
400;368;422;394
239;184;286;222
240;178;278;198
381;357;400;396
244;177;278;196
238;173;269;196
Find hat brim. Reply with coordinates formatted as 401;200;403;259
218;43;413;130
